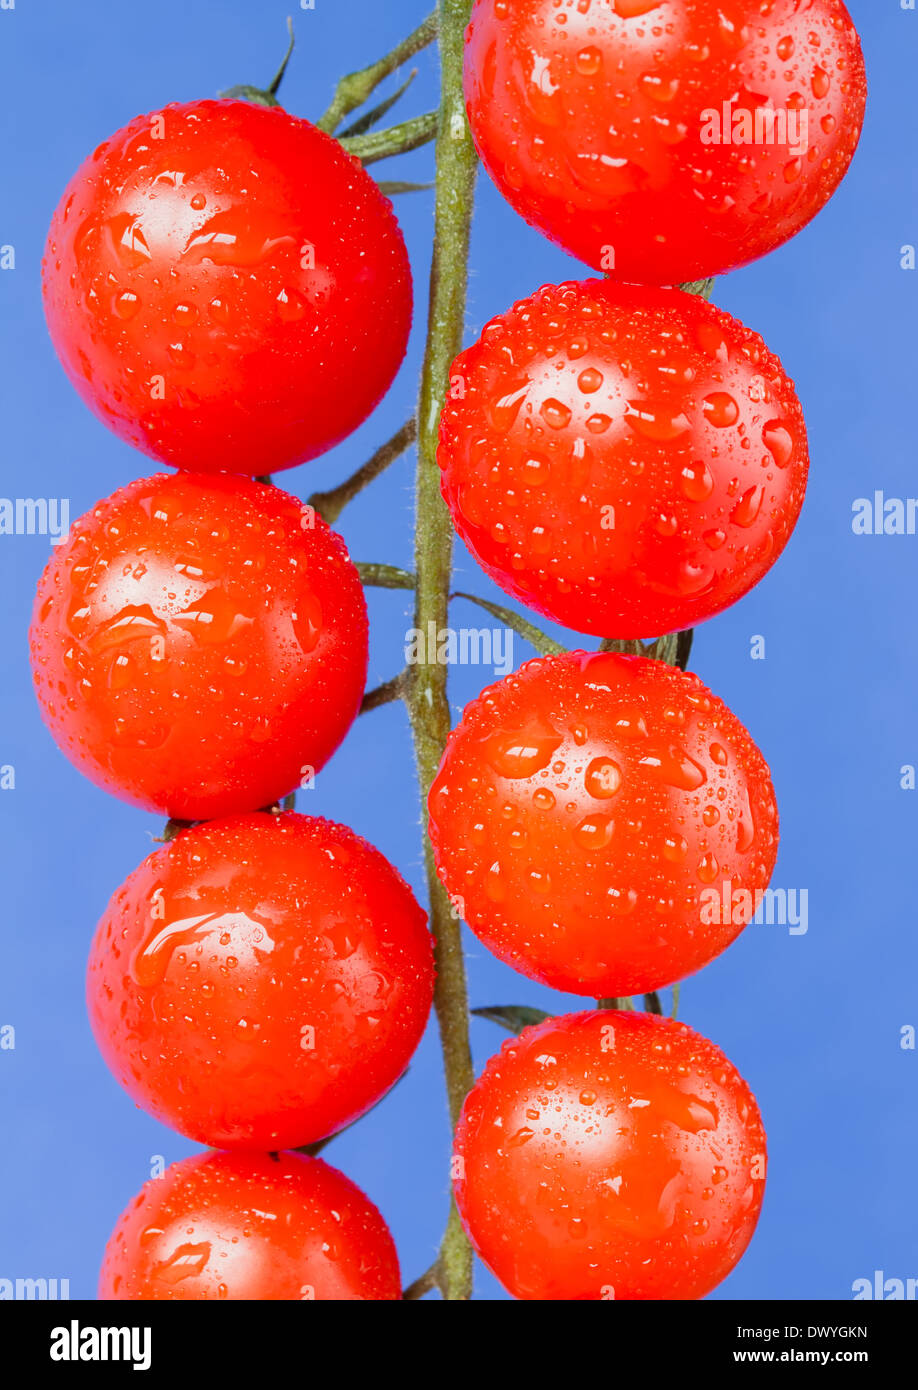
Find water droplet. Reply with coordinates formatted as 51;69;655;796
131;911;222;987
680;461;714;501
486;861;506;903
585;757;623;799
639;749;707;791
292;588;323;654
486;723;563;778
277;287;307;322
811;66;831;99
182;213;296;267
577;367;604;394
541;397;572;429
625;401;691;441
489;383;529;432
613;0;661;15
172;590;254;645
107;213;152;268
87;605;167;654
731;485;764;528
762;420;794;467
662;834;688;862
575;45;603;76
113;290;141;320
153;1242;211;1284
697;852;719;883
574;814;614;850
703;392;739;428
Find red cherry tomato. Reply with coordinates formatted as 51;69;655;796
99;1150;401;1300
42;100;412;474
439;280;808;638
464;0;866;283
87;812;434;1150
429;652;778;996
454;1009;767;1300
30;473;368;819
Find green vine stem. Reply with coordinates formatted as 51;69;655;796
242;19;717;1302
405;0;478;1302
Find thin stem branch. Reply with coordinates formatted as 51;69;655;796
267;17;296;98
308;419;417;525
377;180;434;197
340;111;437;166
339;69;419;139
361;671;408;714
354;562;415;590
403;1264;439;1300
452;591;567;657
406;0;479;1304
317;12;438;134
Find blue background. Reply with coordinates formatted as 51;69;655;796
0;0;914;1302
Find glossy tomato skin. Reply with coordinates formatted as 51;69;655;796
454;1010;767;1300
464;0;866;283
439;281;808;638
99;1151;402;1300
429;652;778;996
42;100;412;474
87;813;434;1150
30;473;368;819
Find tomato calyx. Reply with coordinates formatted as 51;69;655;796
158;794;297;844
218;16;296;109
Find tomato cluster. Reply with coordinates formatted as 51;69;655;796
36;95;425;1301
31;1;864;1301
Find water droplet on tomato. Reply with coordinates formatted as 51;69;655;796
762;420;794;467
113;290;141;320
152;1242;211;1284
585;757;623;799
172;590;254;645
486;723;563;778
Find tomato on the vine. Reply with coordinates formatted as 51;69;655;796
429;651;778;997
30;472;368;820
454;1009;767;1300
99;1150;402;1300
439;280;808;638
42;100;413;474
87;812;434;1150
464;0;866;283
